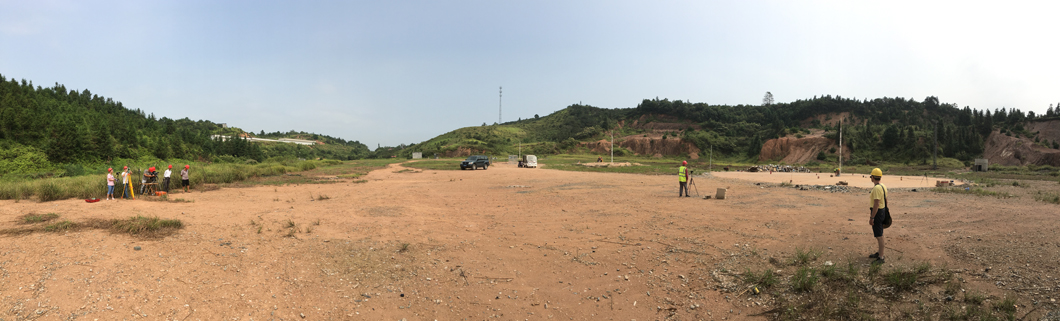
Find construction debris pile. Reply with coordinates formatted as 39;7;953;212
793;184;852;193
746;164;812;173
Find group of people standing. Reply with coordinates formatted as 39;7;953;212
677;161;891;265
104;164;191;200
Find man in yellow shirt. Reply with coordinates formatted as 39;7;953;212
868;168;888;264
678;161;690;197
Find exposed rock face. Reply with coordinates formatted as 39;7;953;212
1025;120;1060;145
581;136;700;159
758;136;847;164
983;130;1060;166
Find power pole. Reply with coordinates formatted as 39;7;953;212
498;86;502;124
933;120;938;170
610;131;614;164
838;119;843;174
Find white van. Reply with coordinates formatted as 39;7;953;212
520;155;537;168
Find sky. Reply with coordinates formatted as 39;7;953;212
2;1;1058;149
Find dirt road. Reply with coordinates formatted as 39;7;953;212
1;163;1057;320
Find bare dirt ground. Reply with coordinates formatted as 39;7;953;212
2;163;1058;320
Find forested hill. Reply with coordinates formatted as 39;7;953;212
0;74;370;175
389;95;1060;165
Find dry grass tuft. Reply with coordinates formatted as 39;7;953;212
19;213;60;224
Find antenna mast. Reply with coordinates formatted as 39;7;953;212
499;86;502;124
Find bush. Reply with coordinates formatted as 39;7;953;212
36;181;63;202
817;151;826;160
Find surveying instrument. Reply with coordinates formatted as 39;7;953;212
687;169;700;197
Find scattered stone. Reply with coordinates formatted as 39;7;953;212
133;246;141;251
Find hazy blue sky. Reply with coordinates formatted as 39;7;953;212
2;1;1057;148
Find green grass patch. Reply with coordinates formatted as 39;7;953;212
402;159;465;171
745;256;1011;320
1033;191;1060;204
933;187;1014;199
20;213;59;224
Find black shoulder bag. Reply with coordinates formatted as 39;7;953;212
880;186;892;228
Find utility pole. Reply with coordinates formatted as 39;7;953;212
710;145;713;172
933;120;938;170
838;119;843;174
610;131;614;164
498;86;502;124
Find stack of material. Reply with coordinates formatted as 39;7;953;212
836;181;848;186
936;180;953;187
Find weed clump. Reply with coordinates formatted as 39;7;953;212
790;266;819;292
20;213;59;224
110;216;183;235
743;268;778;288
44;220;77;232
791;247;821;265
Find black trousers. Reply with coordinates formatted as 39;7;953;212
163;177;170;192
679;181;688;196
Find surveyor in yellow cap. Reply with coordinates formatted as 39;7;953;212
678;161;690;197
867;168;890;264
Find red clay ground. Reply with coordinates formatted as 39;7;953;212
1;163;1058;320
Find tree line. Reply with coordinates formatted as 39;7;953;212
0;75;370;176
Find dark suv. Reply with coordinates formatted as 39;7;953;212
460;155;490;170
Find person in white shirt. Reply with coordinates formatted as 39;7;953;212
163;165;173;193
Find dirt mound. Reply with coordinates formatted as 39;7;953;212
758;135;848;163
618;136;700;159
983;130;1060;166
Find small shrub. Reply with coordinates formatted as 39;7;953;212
285;219;296;228
399;243;410;252
316;194;330;201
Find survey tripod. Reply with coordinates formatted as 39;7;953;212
687;170;700;197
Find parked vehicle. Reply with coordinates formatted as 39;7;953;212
460;155;491;170
519;155;537;168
